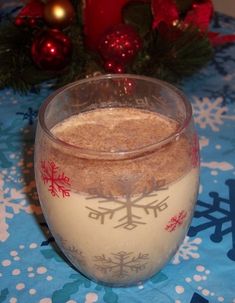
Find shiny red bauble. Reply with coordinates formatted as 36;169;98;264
84;0;149;50
31;29;72;71
104;60;125;73
99;24;142;66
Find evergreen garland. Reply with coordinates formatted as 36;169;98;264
0;0;214;93
131;24;213;82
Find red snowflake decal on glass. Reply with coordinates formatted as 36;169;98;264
165;210;187;232
40;160;71;198
191;133;200;168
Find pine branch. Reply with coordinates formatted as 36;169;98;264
123;2;152;38
53;0;93;87
0;0;214;93
54;25;86;87
131;24;213;82
0;22;56;93
0;0;90;92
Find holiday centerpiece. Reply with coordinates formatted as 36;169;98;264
0;0;234;93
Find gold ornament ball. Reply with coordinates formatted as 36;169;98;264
44;0;75;28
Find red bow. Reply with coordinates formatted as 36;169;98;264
152;0;213;31
152;0;235;46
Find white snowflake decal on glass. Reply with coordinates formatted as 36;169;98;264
171;236;202;265
0;172;41;242
192;96;235;132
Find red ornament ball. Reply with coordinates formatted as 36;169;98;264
99;24;142;65
104;60;125;73
31;29;72;71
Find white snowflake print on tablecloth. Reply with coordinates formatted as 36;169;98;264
192;96;235;132
0;172;41;242
85;292;98;303
171;236;202;265
0;243;54;302
199;136;209;149
0;122;22;168
179;264;227;302
201;161;234;171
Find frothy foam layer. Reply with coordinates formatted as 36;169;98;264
38;107;192;195
52;108;179;152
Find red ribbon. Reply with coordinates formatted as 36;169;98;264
152;0;235;46
208;32;235;46
151;0;213;31
151;0;179;28
184;0;214;31
16;0;44;18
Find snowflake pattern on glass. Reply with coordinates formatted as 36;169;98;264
40;160;71;198
94;251;149;278
0;12;235;303
86;178;169;230
188;179;235;261
165;210;187;232
56;236;85;268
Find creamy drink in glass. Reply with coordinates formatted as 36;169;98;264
34;74;200;286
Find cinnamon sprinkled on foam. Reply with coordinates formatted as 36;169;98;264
38;108;192;195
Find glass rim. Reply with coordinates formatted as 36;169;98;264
38;74;192;160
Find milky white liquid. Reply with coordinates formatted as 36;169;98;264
37;169;198;285
35;108;199;286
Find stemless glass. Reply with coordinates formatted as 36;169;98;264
34;74;200;287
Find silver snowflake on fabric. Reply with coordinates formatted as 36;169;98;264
192;96;235;132
94;251;149;278
171;236;202;265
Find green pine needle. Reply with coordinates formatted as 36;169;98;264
131;24;213;82
0;0;214;93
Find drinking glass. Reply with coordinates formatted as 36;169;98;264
34;74;200;286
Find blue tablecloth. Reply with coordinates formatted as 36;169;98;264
1;11;235;303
